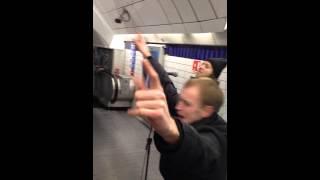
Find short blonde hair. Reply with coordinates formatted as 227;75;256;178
184;77;224;112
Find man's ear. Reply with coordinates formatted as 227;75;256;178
201;105;215;118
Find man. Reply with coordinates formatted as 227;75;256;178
128;59;227;180
197;58;227;81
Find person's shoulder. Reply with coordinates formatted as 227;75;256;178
201;114;227;133
216;114;226;124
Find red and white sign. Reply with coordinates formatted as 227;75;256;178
192;60;201;72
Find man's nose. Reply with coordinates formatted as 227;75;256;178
175;103;181;110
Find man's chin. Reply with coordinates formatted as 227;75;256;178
196;73;206;77
176;115;183;120
177;116;188;123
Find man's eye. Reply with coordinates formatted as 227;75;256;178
184;101;191;106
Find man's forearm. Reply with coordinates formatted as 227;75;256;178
141;46;151;58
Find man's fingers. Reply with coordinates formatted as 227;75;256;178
134;90;166;101
128;108;161;119
134;33;144;47
135;33;142;41
135;100;167;109
132;76;145;90
142;59;162;89
127;108;138;116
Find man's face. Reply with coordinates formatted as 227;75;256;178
175;86;206;124
197;61;213;77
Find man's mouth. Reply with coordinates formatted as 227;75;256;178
177;114;184;119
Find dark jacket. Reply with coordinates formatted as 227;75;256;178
147;56;227;180
146;56;179;117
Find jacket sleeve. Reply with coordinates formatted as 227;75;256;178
154;119;222;175
146;56;179;117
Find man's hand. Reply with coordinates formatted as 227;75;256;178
128;59;179;144
134;34;151;58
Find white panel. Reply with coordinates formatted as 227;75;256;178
93;5;114;46
189;0;216;21
200;18;226;33
115;28;137;34
158;0;182;23
184;22;202;33
172;0;197;22
114;0;130;9
95;0;146;13
154;25;172;33
214;32;227;45
115;29;128;34
164;55;199;91
170;24;186;33
127;28;137;34
210;0;227;18
134;0;169;25
135;26;144;33
126;5;145;27
94;0;117;13
138;25;172;34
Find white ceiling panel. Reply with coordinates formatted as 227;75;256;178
94;0;144;13
184;22;202;33
126;27;137;34
115;27;136;34
126;5;145;27
134;0;169;26
114;28;137;34
130;0;144;3
170;24;186;33
200;18;226;32
210;0;227;18
189;0;216;21
135;26;144;33
172;0;197;22
113;0;131;9
114;28;128;34
157;0;182;24
95;0;227;34
94;0;117;13
155;25;172;33
214;32;227;45
138;25;172;34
